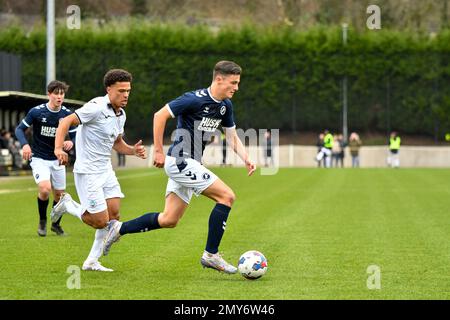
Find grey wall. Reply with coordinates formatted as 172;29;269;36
0;51;22;91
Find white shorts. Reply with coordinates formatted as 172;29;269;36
29;157;66;190
74;170;124;214
164;156;217;204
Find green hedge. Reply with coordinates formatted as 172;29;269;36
1;24;449;141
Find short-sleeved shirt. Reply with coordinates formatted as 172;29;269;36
74;95;126;174
167;87;236;164
20;104;77;160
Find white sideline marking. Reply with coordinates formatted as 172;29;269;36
0;171;159;195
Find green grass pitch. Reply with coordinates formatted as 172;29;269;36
1;167;450;299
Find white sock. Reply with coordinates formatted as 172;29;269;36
66;199;83;221
85;228;108;264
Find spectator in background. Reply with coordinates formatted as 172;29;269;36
117;134;126;167
348;132;362;168
315;132;324;167
337;134;346;168
331;134;341;167
387;131;401;168
0;129;8;149
0;130;23;169
3;131;15;150
263;130;273;167
322;129;333;168
221;132;227;166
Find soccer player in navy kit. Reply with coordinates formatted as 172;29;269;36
103;61;256;274
15;80;77;237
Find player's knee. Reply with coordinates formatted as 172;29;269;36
159;214;179;228
162;219;179;228
221;190;236;207
82;212;109;229
92;219;108;229
38;187;51;199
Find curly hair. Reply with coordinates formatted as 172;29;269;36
103;69;133;87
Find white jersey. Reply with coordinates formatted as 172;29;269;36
73;95;126;174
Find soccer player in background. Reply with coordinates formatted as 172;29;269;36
51;69;147;271
15;81;77;237
103;60;256;274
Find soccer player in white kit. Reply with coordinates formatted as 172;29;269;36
103;61;256;274
51;69;146;271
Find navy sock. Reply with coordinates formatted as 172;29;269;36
52;200;61;225
37;197;49;221
119;213;161;235
205;203;231;254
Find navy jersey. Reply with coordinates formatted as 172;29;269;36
167;87;236;163
15;104;77;160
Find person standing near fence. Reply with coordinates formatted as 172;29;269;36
348;132;362;168
263;130;273;167
387;131;401;168
323;130;333;168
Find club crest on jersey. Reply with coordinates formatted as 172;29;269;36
220;106;226;115
197;117;222;132
41;118;47;123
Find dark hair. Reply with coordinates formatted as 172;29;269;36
103;69;132;88
213;61;242;79
47;80;69;94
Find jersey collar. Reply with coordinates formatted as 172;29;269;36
207;87;222;103
45;103;62;113
105;94;124;117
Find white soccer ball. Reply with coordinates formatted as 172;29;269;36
237;250;268;280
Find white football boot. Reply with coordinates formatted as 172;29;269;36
50;193;73;223
200;251;237;274
82;260;114;272
102;220;123;256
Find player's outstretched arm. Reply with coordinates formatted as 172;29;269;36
113;135;147;159
55;113;79;165
152;105;172;168
224;127;256;176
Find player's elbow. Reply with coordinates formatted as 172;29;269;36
14;126;23;139
61;114;80;129
154;105;172;121
153;111;164;123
